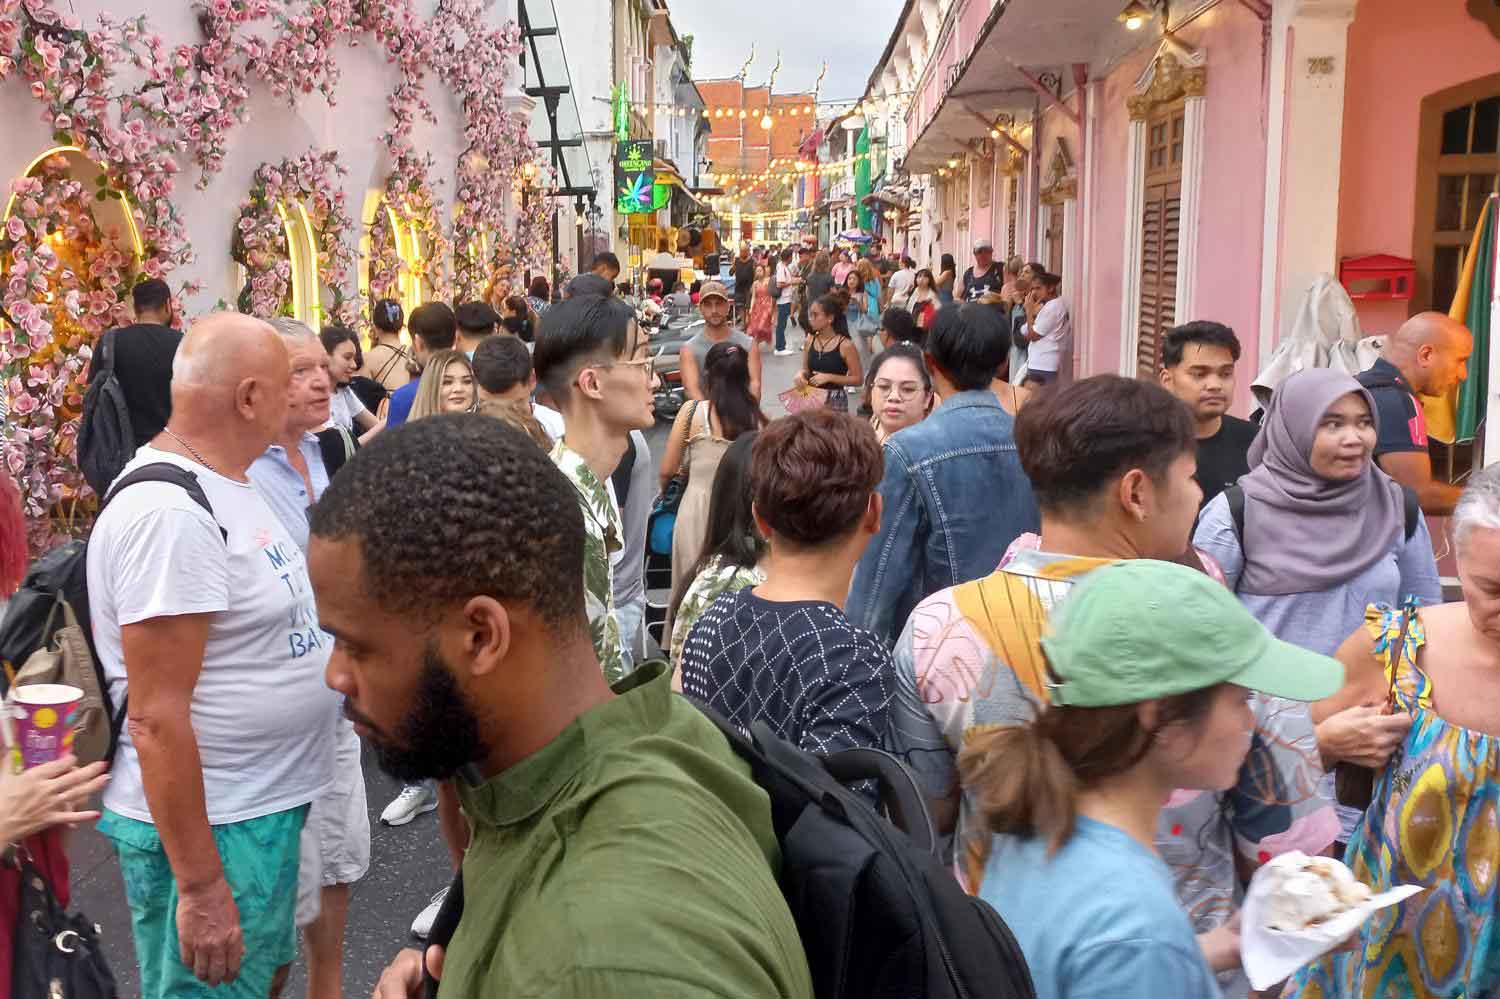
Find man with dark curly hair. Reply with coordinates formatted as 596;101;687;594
308;414;812;999
677;410;895;768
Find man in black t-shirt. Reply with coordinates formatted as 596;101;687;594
1158;321;1259;508
1355;312;1473;516
731;243;756;321
960;238;1003;301
87;278;183;449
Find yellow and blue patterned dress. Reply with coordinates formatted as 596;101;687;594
1285;602;1500;998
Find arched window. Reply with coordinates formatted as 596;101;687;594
1413;74;1500;312
280;200;322;325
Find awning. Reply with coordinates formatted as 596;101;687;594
901;0;1121;175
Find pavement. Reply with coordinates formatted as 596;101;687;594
67;321;827;998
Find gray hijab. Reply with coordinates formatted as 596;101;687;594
1237;368;1405;596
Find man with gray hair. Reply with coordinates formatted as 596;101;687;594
86;313;339;999
247;317;369;999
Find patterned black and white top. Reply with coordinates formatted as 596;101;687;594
678;588;894;757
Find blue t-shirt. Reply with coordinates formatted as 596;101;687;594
980;817;1221;999
385;380;419;428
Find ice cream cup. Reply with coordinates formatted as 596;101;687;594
11;683;83;768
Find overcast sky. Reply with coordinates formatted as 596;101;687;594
668;0;905;104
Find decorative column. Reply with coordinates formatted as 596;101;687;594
1257;0;1360;367
1117;42;1208;375
1118;112;1148;375
1175;71;1208;322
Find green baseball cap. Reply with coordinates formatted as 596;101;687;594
1040;560;1344;707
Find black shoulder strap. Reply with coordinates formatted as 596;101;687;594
95;328;118;374
1225;481;1417;545
103;462;227;543
1401;485;1420;542
1224;484;1246;544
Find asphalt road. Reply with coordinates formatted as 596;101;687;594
67;327;821;998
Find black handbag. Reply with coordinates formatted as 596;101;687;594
1334;603;1416;811
10;849;118;998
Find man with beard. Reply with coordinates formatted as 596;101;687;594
1158;321;1259;508
309;415;813;999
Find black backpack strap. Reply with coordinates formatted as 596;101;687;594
822;745;936;856
1224;480;1417;549
95;328;118;375
103;462;227;543
1224;484;1246;544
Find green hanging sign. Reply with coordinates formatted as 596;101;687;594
616;140;654;214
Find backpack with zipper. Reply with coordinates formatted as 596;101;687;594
421;692;1037;999
76;329;135;497
0;463;225;765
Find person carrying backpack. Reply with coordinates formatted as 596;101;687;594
320;416;813;999
78;278;183;495
960;559;1345;999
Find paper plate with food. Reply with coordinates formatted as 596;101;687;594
1240;851;1423;989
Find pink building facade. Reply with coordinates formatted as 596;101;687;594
876;0;1500;411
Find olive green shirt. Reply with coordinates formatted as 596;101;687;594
443;662;814;999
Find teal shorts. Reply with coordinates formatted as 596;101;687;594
98;805;308;999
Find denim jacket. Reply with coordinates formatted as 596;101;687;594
847;390;1040;646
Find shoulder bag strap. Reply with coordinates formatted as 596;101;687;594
675;400;699;477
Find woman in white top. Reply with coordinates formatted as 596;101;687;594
320;326;384;445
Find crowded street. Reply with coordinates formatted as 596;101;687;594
2;1;1500;998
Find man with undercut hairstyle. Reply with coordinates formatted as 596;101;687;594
533;292;656;683
312;416;813;999
1356;311;1474;515
87;313;339;999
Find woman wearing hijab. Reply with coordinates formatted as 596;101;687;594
1193;368;1442;654
1193;368;1442;848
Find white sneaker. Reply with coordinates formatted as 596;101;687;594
411;885;450;939
380;781;438;826
773;348;795;356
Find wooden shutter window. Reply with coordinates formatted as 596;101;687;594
1136;100;1186;378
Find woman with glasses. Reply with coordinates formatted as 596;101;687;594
866;344;934;444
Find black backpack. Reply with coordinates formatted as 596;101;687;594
77;329;136;497
421;702;1036;999
0;463;224;763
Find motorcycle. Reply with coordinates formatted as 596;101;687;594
640;304;699;424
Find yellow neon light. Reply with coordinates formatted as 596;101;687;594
274;201;304;322
3;146;145;261
294;200;321;324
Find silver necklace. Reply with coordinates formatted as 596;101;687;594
163;429;217;473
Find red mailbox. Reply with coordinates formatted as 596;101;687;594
1338;254;1415;301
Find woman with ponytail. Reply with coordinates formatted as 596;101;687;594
961;559;1342;999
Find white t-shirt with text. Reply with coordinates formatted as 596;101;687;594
86;447;338;825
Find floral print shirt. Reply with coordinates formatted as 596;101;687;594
670;556;765;667
550;440;625;683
